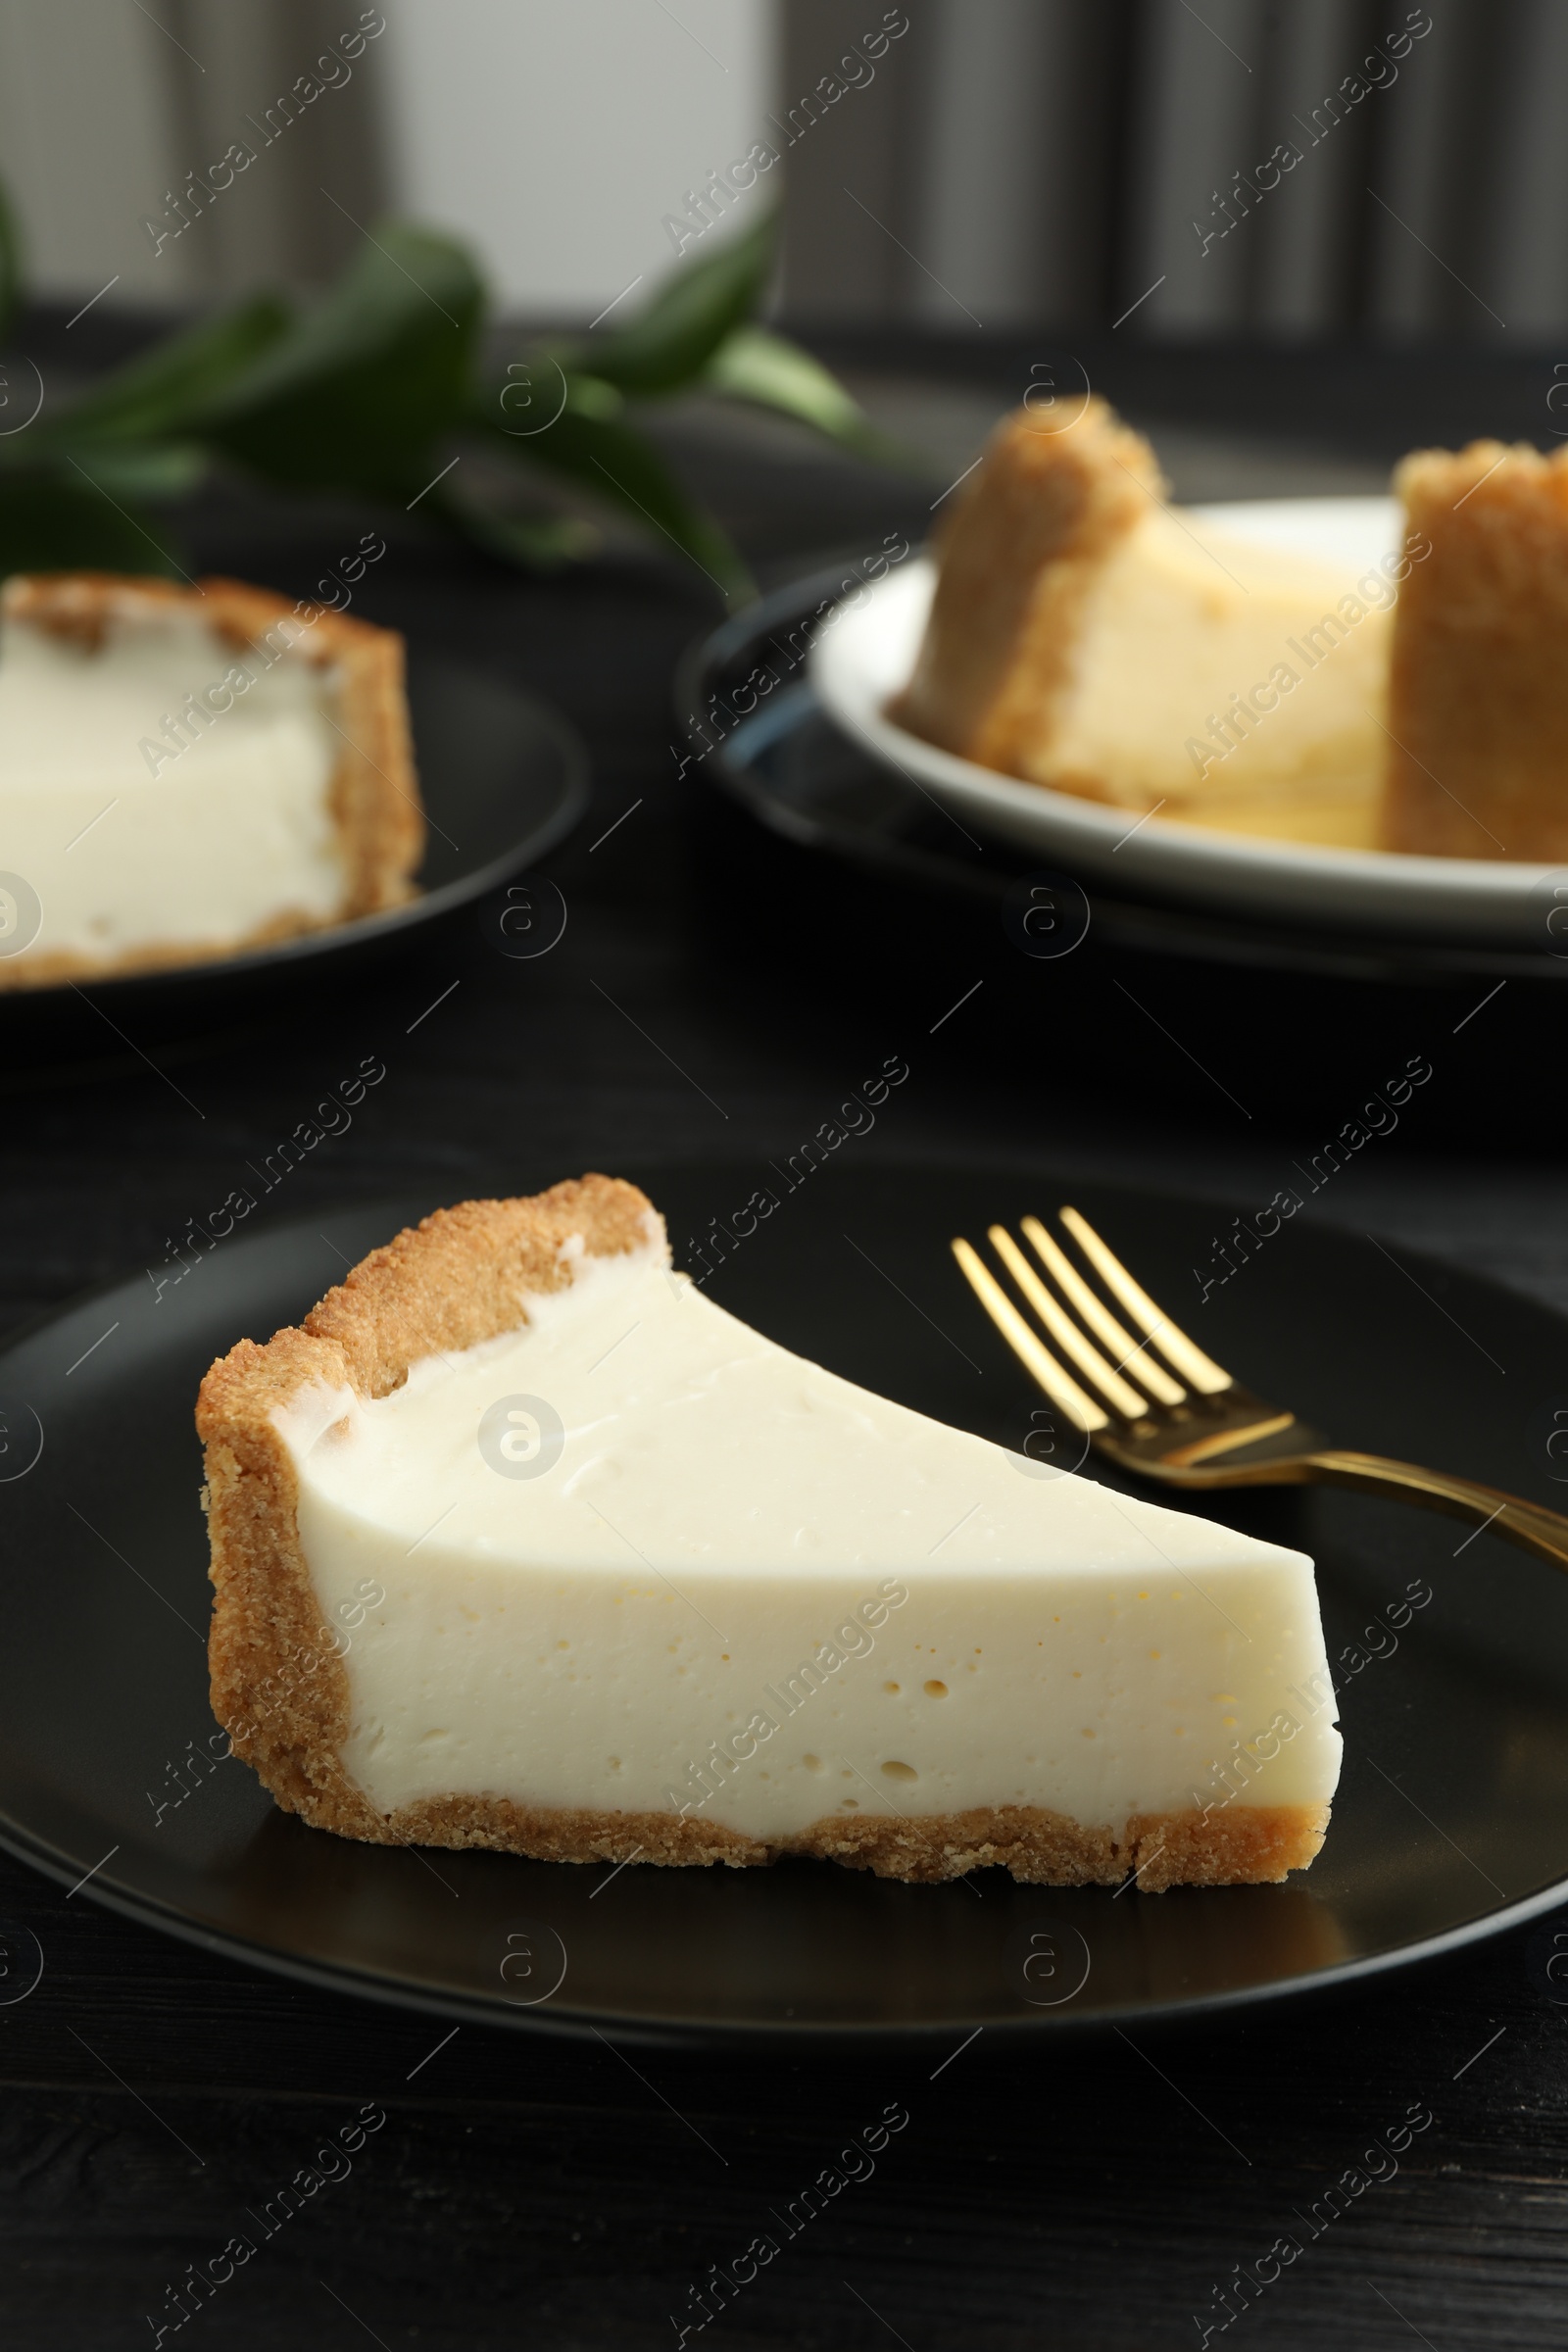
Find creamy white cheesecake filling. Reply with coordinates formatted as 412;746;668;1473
0;598;345;965
274;1237;1342;1841
1040;510;1393;847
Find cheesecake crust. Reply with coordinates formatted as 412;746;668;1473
0;569;423;991
292;1790;1330;1888
888;396;1165;779
1382;440;1568;859
199;1177;1329;1891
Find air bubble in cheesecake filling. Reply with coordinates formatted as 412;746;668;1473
923;1680;949;1697
882;1760;918;1782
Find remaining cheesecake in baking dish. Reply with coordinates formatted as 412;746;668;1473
1381;439;1568;859
890;398;1395;848
0;570;421;988
197;1176;1342;1887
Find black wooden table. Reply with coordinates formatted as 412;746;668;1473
5;330;1568;2349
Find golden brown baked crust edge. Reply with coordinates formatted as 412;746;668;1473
888;397;1166;778
271;1789;1332;1888
0;570;423;991
1382;440;1568;859
197;1177;663;1842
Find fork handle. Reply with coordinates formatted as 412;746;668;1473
1294;1450;1568;1571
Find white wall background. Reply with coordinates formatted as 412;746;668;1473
374;0;779;316
0;0;779;318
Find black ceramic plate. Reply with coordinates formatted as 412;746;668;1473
4;653;589;1060
3;1162;1567;2046
681;570;1568;991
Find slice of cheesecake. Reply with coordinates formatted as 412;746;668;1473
891;399;1394;849
0;571;422;989
1382;440;1568;859
198;1178;1342;1887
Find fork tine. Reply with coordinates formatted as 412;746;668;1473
1058;1206;1233;1395
951;1239;1108;1433
986;1226;1149;1420
1019;1216;1186;1408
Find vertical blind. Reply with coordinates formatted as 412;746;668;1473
778;0;1568;339
0;0;389;307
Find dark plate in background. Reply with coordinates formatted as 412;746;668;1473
681;573;1568;1136
2;1162;1566;2045
4;653;589;1065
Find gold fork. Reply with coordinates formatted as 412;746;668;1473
953;1206;1568;1571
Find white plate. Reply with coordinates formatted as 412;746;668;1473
810;497;1565;947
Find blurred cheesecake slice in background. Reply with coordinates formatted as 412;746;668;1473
1382;440;1568;860
0;572;422;990
891;398;1399;850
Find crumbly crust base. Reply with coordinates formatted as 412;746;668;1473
889;397;1166;777
1383;441;1568;859
277;1791;1331;1889
199;1175;1330;1889
0;570;423;991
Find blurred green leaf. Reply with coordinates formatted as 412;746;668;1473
431;483;598;570
0;154;905;597
702;324;903;461
555;371;621;421
195;222;483;500
70;443;210;501
479;390;751;600
561;210;776;398
0;177;22;349
45;297;289;447
0;470;184;578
